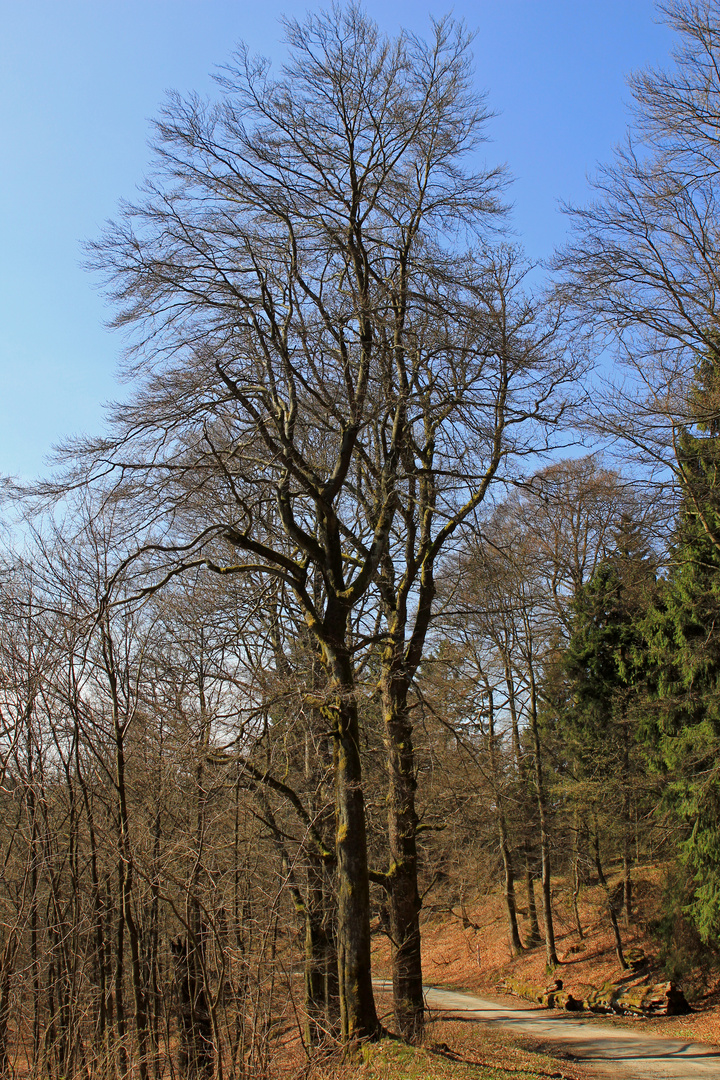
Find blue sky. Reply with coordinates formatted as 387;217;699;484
1;1;675;482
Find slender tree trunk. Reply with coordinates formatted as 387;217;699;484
527;672;558;971
525;863;542;946
304;705;340;1043
25;709;42;1068
0;935;18;1079
181;645;216;1079
302;854;339;1046
148;803;162;1080
172;938;214;1080
498;816;523;955
503;654;522;771
104;627;150;1080
505;655;540;948
75;737;110;1059
622;724;632;927
571;810;585;941
323;860;340;1027
623;832;632;928
592;819;627;969
484;673;523;955
114;856;129;1078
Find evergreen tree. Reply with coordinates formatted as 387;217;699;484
558;520;656;952
644;355;720;945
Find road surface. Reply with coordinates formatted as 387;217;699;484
374;981;720;1078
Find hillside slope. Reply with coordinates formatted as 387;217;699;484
372;865;720;1046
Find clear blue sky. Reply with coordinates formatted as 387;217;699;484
1;1;675;482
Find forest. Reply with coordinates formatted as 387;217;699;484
2;1;720;1077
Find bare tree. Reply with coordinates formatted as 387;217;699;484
372;246;579;1033
437;459;643;971
42;6;513;1043
556;0;720;535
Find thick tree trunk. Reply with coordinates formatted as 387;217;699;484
328;644;380;1043
382;679;424;1039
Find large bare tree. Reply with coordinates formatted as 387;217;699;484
35;5;583;1042
55;7;507;1042
557;0;720;536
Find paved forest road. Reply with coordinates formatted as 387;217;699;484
419;984;720;1079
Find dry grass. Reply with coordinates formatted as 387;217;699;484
289;1029;591;1080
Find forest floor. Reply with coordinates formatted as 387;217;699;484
368;863;720;1077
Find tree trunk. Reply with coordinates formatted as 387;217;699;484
304;862;329;1046
171;938;214;1080
113;861;129;1077
327;643;380;1043
525;863;542;946
303;855;340;1045
0;936;18;1079
304;709;340;1043
498;815;523;955
505;656;540;949
571;810;585;940
382;678;424;1039
622;727;633;927
623;840;632;928
105;626;150;1080
528;673;558;971
484;671;523;955
592;820;627;970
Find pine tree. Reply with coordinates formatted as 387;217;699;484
644;356;720;945
558;520;656;955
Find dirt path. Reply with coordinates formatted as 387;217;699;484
419;984;720;1079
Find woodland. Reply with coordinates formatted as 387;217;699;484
2;1;720;1077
